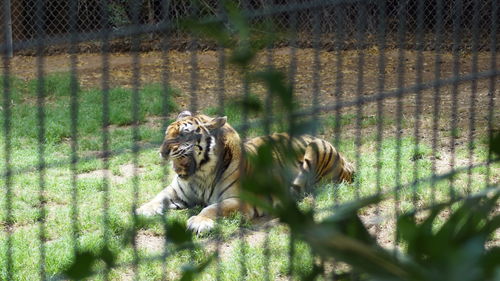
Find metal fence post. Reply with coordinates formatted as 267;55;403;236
2;0;13;57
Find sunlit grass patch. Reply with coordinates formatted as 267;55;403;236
0;74;184;280
1;73;497;280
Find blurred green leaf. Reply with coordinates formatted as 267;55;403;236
229;46;255;68
327;195;384;222
301;263;324;281
322;202;380;245
253;69;294;111
394;192;500;281
63;246;116;280
481;247;500;280
229;94;263;114
182;19;233;47
64;251;95;280
239;189;274;212
489;131;500;158
179;254;215;281
167;220;193;247
225;0;250;42
100;246;116;268
290;119;319;136
434;196;493;248
398;203;447;260
303;227;424;281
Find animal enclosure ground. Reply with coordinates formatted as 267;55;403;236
7;47;499;142
1;48;498;280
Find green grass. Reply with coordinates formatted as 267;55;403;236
27;72;79;98
1;74;498;280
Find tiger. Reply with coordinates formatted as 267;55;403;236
136;111;355;233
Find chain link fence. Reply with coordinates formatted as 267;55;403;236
2;0;499;53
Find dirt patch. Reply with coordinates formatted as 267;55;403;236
77;163;146;184
119;163;147;178
0;221;33;235
135;216;276;261
116;268;136;281
81;150;114;160
434;151;472;175
359;201;398;249
78;169;127;184
143;116;168;130
197;228;271;263
136;230;165;253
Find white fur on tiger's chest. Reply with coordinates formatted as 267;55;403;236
194;136;218;176
187;136;220;203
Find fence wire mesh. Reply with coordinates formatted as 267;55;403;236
2;0;499;53
1;0;499;280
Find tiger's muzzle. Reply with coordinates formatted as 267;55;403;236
159;139;195;160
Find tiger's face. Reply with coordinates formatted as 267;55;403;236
159;111;227;178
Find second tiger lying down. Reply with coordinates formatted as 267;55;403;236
136;111;355;233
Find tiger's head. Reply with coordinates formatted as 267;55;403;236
159;111;228;178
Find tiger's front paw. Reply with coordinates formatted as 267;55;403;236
136;202;163;217
187;215;215;234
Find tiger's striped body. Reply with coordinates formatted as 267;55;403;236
244;133;354;192
136;111;354;233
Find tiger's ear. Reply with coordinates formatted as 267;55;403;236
206;116;227;130
176;111;192;120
